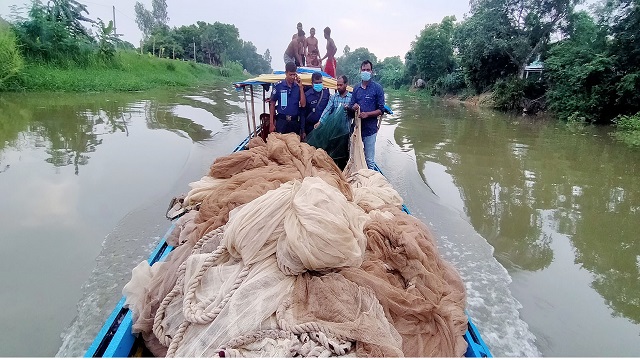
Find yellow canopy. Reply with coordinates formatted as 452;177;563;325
235;72;353;92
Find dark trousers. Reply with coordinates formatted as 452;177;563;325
304;120;318;136
276;116;301;135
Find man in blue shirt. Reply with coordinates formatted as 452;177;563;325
301;71;330;140
315;75;352;129
349;60;385;169
269;62;306;135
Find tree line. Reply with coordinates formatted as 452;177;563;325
0;0;271;79
133;0;271;74
338;0;640;132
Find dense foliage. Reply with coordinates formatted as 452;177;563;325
5;0;270;83
0;22;24;86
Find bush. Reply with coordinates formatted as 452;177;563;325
433;71;466;95
491;77;525;111
0;25;24;86
612;112;640;147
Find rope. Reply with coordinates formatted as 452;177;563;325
182;258;250;324
275;298;349;341
152;261;186;346
152;226;226;346
216;329;300;357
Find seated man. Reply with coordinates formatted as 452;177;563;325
301;72;330;141
269;62;306;136
305;27;321;68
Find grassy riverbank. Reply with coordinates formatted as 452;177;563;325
0;51;245;92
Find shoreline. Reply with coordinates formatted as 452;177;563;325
0;51;245;93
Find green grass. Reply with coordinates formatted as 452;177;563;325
1;51;246;92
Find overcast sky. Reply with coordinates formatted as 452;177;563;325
1;0;472;69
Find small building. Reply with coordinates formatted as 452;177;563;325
524;58;544;79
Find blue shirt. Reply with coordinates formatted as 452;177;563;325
270;80;302;116
349;80;385;137
319;91;352;124
302;88;330;125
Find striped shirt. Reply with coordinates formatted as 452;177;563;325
318;91;353;124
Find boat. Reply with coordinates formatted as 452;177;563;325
84;70;492;358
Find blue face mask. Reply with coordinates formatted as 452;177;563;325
360;70;372;81
313;83;323;92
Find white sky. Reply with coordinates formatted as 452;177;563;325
0;0;471;69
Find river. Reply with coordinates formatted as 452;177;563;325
0;86;638;357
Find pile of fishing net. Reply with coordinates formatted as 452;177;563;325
306;108;350;170
122;132;469;357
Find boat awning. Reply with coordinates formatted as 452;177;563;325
234;69;353;92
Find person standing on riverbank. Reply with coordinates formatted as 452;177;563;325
270;62;306;136
349;60;385;169
321;27;337;78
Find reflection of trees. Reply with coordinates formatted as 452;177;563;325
391;96;640;323
0;98;32;163
141;100;210;142
0;87;241;175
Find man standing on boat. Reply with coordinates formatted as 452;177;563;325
301;71;330;141
320;27;337;78
270;62;306;136
291;22;306;66
349;60;385;170
285;30;305;67
314;75;352;130
305;27;321;68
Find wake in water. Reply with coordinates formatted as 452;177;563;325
376;122;541;357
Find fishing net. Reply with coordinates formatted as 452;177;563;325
305;109;350;170
343;113;367;177
122;134;469;358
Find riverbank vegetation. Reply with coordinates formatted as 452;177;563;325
0;0;269;92
337;0;640;146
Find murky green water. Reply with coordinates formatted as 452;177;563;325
0;88;638;356
383;96;640;356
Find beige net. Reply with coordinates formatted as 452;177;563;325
122;133;469;358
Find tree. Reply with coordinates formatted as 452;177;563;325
408;16;456;84
263;49;271;65
47;0;94;37
151;0;168;27
336;47;377;85
457;0;581;86
377;56;405;89
199;21;240;65
343;45;350;56
134;2;154;38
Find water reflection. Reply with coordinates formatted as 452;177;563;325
0;86;240;175
390;96;640;328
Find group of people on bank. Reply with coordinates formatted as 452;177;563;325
268;59;385;170
284;22;337;78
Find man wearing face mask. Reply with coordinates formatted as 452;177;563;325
349;60;385;170
301;71;330;141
